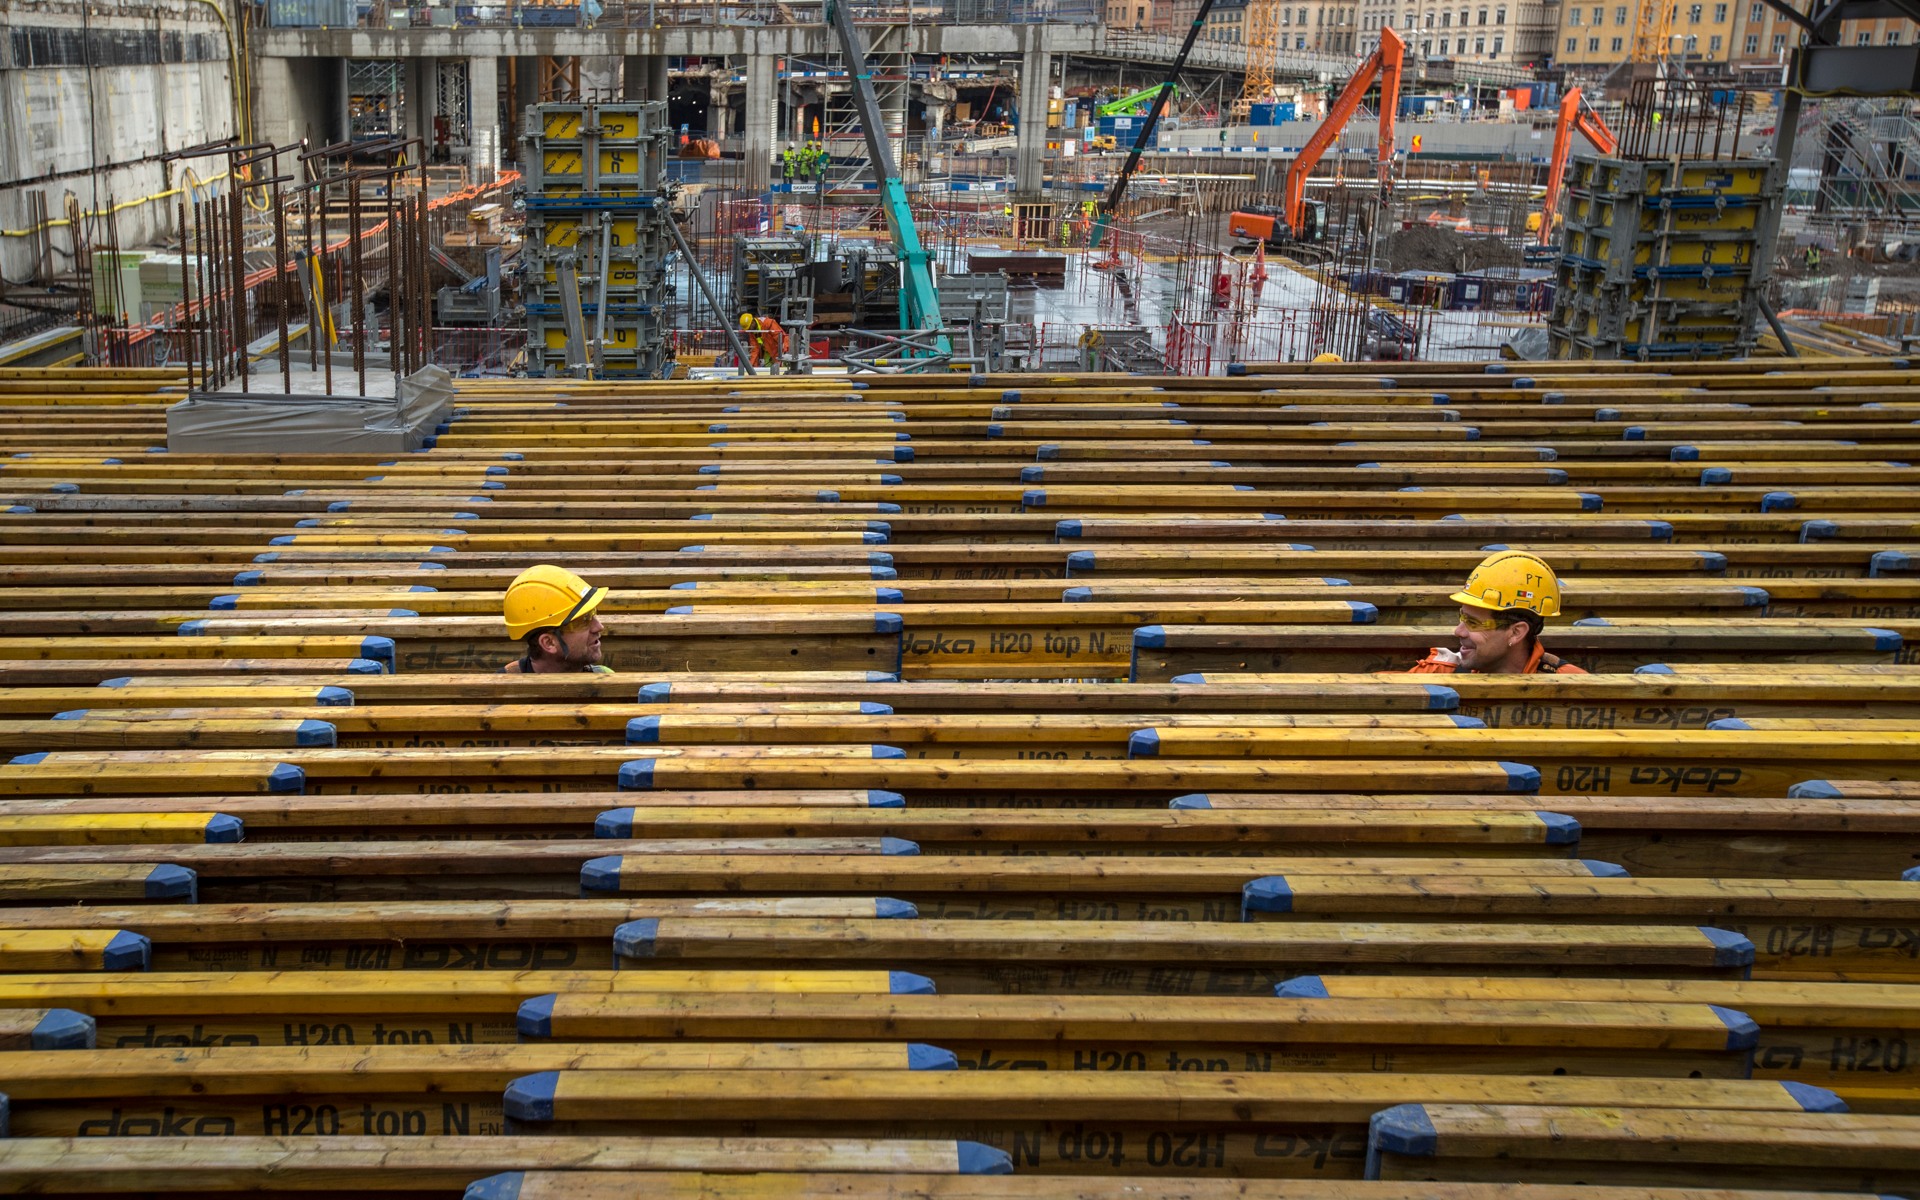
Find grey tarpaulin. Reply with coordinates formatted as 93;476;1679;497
166;367;455;455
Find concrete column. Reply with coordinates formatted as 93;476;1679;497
622;55;671;101
742;52;776;196
1014;35;1052;198
409;57;438;149
469;55;500;182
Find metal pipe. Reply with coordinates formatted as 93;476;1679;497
665;210;756;374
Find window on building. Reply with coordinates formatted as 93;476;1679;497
1684;32;1697;48
1496;4;1507;20
1747;1;1759;19
1772;32;1785;48
1567;5;1579;22
1688;4;1701;22
1889;29;1902;43
1474;33;1485;50
1713;4;1725;21
1494;33;1504;50
1588;34;1600;47
1298;7;1308;21
1611;34;1623;48
1744;33;1757;50
1442;9;1451;23
1477;6;1487;21
1298;33;1308;45
1709;32;1721;49
1566;34;1577;49
1614;5;1626;21
1858;30;1873;42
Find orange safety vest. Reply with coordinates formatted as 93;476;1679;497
1408;640;1587;675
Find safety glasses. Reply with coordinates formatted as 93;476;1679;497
1457;610;1518;633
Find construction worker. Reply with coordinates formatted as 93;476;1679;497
502;565;611;674
813;141;830;181
781;146;796;183
740;311;788;371
1409;550;1588;676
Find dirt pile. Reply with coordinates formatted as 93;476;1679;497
1383;227;1524;274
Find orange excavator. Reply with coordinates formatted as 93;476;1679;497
1532;87;1617;252
1228;25;1405;253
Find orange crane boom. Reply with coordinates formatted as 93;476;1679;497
1282;26;1405;238
1535;87;1618;250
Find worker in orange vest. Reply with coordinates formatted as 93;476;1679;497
739;312;788;371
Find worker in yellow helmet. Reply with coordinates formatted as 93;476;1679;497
502;565;612;674
739;311;788;371
1409;550;1587;675
1311;352;1343;363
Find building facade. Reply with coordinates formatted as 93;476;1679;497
1357;0;1558;65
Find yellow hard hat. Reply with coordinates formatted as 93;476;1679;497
504;564;608;640
1311;352;1343;363
1450;550;1562;618
739;313;756;330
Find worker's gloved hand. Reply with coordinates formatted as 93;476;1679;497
1426;647;1462;666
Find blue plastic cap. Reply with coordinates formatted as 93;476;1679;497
1788;780;1842;799
1368;1104;1439;1176
346;658;384;674
861;531;888;545
1063;586;1092;602
894;446;913;462
1624;426;1646;441
872;613;904;635
1700;467;1733;485
867;790;905;808
295;720;336;748
9;752;46;765
1500;762;1541;792
50;483;79;493
1867;628;1903;652
264;762;306;794
864;521;891;537
1423;685;1459;711
1711;1005;1760;1051
867;672;899;682
872;746;907;761
1707;717;1753;731
579;856;623;892
1021;466;1045;482
1228;363;1247;376
1056;520;1083;539
637;683;671;703
1872;551;1912;577
869;553;894;567
1449;715;1486;728
665;605;694;616
1066;551;1096;573
1595;407;1621;421
881;474;903;485
177;620;208;636
909;1044;958;1070
517;994;557;1038
889;970;936;994
1241;875;1293;916
1671;446;1700;461
204;814;245;844
1037;445;1060;460
957;1143;1013;1175
1545;469;1570;485
97;678;131;689
1128;729;1161;757
251;552;279;564
1534;811;1580;845
102;930;152;971
1648;521;1674;540
708;424;728;433
1135;625;1167;648
698;465;721;474
1781;1081;1847;1113
858;702;895;716
1802;520;1839;542
295;518;322;528
144;864;197;901
617;760;655;789
613;918;660;959
31;1008;94;1050
1762;491;1798;512
1322;577;1351;587
1347;601;1378;623
594;808;635;838
5;505;33;515
876;503;901;514
872;566;899;581
52;710;86;721
875;897;917;918
1276;975;1330;998
1577;493;1603;511
1700;927;1756;967
358;637;395;669
1170;674;1206;684
502;1073;560;1122
1903;866;1920;883
1581;860;1629;878
230;570;264;588
1022;489;1046;507
267;536;295;546
626;716;661;745
479;481;504;490
1169;793;1212;810
1635;663;1676;675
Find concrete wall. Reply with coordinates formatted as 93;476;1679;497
0;0;238;283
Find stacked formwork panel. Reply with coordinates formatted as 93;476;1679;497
521;102;674;378
1549;156;1783;360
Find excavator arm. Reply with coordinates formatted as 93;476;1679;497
1535;87;1617;249
1282;25;1404;238
1098;84;1179;117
